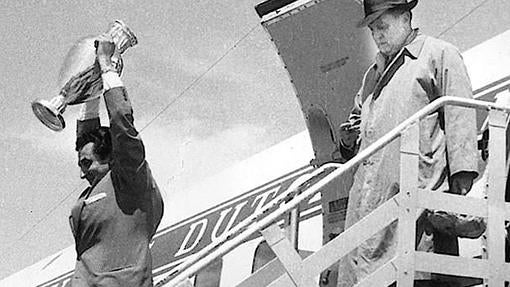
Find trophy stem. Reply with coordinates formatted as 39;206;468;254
49;95;67;113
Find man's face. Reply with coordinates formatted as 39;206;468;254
78;142;110;185
368;11;409;56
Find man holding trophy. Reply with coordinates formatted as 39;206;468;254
68;34;164;286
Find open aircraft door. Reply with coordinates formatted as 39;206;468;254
255;0;377;285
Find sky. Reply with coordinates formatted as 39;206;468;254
1;0;510;281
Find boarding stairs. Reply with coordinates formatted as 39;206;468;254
156;92;510;287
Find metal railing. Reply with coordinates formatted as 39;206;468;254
159;95;510;286
154;162;342;287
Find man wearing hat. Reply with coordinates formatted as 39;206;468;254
336;0;483;286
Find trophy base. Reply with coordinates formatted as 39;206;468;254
31;100;65;132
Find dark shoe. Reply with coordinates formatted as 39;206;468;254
427;211;486;239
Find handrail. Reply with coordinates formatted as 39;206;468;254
155;162;343;287
159;96;510;286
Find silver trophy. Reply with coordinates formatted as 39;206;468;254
31;20;138;131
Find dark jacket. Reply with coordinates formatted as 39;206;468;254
69;87;164;287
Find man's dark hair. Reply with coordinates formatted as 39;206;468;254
75;126;112;160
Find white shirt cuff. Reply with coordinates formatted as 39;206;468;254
101;71;124;91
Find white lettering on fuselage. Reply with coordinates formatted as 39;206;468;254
211;201;248;242
174;218;208;257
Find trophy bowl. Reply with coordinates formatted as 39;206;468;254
31;20;137;132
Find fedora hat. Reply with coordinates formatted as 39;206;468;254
358;0;418;27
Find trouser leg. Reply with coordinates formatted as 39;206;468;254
432;230;460;287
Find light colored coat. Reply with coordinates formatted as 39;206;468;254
337;32;479;286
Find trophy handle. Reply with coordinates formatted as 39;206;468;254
107;20;138;54
31;95;66;131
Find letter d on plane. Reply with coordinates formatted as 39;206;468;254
175;218;208;257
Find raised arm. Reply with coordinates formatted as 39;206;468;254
96;36;149;194
76;98;101;143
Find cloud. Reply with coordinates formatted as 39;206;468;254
125;25;277;100
5;126;76;158
141;120;271;199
